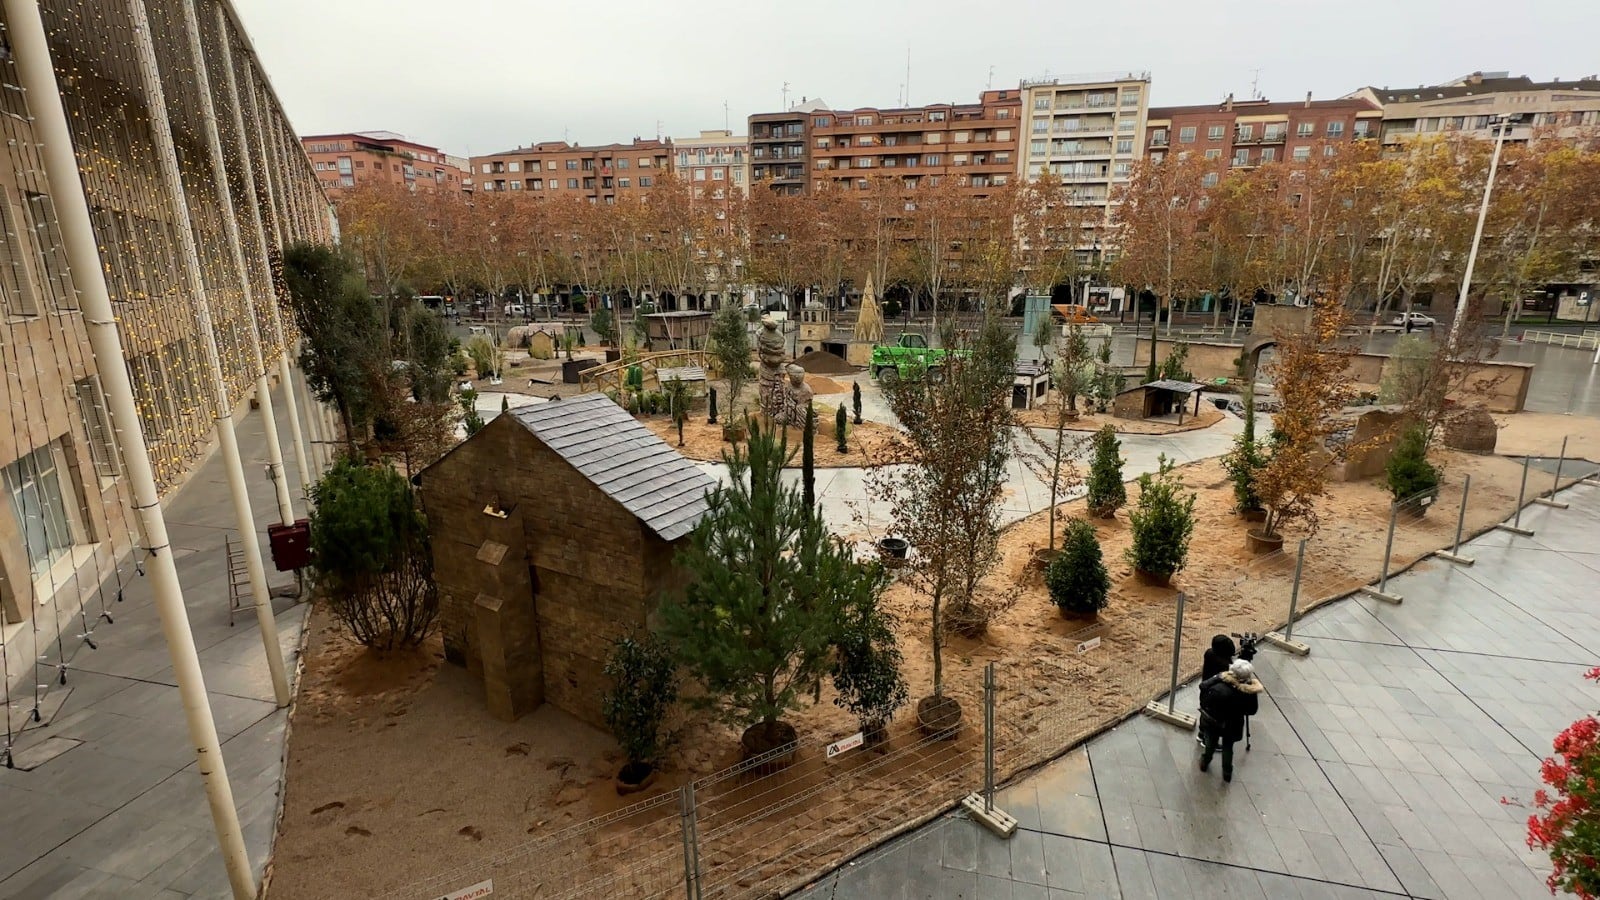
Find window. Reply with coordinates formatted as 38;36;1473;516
1113;162;1131;177
1116;139;1133;154
1201;172;1219;188
337;157;353;174
696;150;708;165
1296;122;1313;136
678;152;690;167
528;178;543;190
1292;146;1311;161
1031;139;1046;156
581;159;594;171
734;169;744;184
1326;121;1345;137
0;190;40;315
1034;97;1050;110
583;177;595;189
1233;149;1249;166
509;180;521;190
508;162;520;173
340;175;353;187
1264;125;1285;140
925;133;941;144
855;157;872;168
855;115;874;126
995;152;1010;163
1324;145;1338;157
1353;121;1372;138
566;160;578;170
547;161;557;171
693;168;706;182
73;376;118;478
1260;147;1276;163
923;154;942;166
954;131;970;143
548;180;558;190
712;168;725;180
618;159;629;169
1208;125;1225;141
567;178;579;188
639;176;653;187
1204;149;1222;160
4;442;82;578
814;116;832;127
1117;118;1134;131
1150;128;1168;146
1236;124;1253;141
929;111;946;122
1032;118;1049;134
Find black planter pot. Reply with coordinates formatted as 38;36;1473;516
877;537;910;568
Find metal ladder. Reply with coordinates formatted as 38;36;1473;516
224;535;250;626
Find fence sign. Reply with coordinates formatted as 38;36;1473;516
1076;636;1101;655
435;880;493;900
826;732;865;758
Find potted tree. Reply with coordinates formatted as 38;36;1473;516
1057;323;1092;420
1046;519;1110;621
1086;425;1127;518
707;302;753;442
1125;456;1196;587
1020;359;1087;569
1386;424;1440;516
601;633;678;794
1221;389;1269;521
830;565;907;748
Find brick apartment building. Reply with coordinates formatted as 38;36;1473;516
1345;72;1600;149
469;138;673;202
806;90;1023;195
301;130;466;194
749;102;820;195
1144;94;1382;169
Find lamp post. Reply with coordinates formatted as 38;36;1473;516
1447;113;1520;355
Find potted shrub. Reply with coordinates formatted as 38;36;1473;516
1046;519;1110;621
831;566;907;748
1086;425;1126;518
601;633;678;794
1386;424;1440;516
1221;390;1268;521
1125;456;1195;587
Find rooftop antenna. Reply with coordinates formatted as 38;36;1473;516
905;46;911;106
987;65;995;91
1250;68;1263;100
656;119;662;140
782;82;791;109
724;99;729;132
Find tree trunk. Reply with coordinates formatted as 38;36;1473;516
930;591;944;697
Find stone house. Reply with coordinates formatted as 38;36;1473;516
418;393;713;725
1111;380;1205;421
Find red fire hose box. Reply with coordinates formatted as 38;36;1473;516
268;518;312;572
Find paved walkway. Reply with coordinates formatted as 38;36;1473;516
799;479;1600;900
0;385;311;899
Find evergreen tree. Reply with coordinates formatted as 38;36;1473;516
659;421;873;742
835;403;848;453
1086;425;1127;516
852;381;863;425
802;401;816;509
708;303;754;415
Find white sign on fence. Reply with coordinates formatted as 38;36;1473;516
826;732;865;758
1076;636;1101;655
435;879;494;900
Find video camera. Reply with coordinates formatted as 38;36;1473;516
1231;632;1263;661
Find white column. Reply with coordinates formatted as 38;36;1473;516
210;7;308;509
128;0;290;707
3;2;257;896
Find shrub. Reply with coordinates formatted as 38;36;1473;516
1528;667;1600;899
1221;391;1267;512
852;381;863;425
830;563;906;737
835;403;848;453
308;459;437;649
1386;425;1440;502
1046;519;1110;617
601;633;678;776
1126;456;1196;579
1158;341;1194;382
1086;425;1126;516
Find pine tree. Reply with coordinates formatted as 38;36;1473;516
1086;425;1126;517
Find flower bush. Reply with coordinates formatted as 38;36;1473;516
1528;666;1600;899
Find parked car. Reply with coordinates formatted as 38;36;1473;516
1390;312;1436;328
505;303;527;317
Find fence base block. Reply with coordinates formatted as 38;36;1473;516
1534;497;1569;509
1495;523;1536;537
1143;701;1197;730
961;793;1018;839
1359;586;1403;605
1435;550;1475;566
1264;632;1310;656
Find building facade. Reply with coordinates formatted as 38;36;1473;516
672;129;749;200
1345;72;1600;148
1144;94;1382;169
301;130;466;194
1015;74;1152;222
806;90;1023;195
749;103;818;194
469;138;673;202
1;0;329;696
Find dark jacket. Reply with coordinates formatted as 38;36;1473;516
1199;671;1263;743
1201;635;1235;681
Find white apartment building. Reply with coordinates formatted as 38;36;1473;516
1016;73;1152;223
672;129;749;201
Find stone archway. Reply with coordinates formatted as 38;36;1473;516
1243;337;1276;380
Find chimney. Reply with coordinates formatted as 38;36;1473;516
1225;92;1234;111
1304;91;1313;108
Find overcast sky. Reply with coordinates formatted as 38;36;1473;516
234;0;1599;159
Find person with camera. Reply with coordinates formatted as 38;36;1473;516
1198;658;1263;783
1197;634;1236;744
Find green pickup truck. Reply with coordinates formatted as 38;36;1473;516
870;333;962;383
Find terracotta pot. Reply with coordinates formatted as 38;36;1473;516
740;721;799;772
1029;548;1061;572
614;762;658;795
721;422;748;443
1246;528;1285;554
1240;507;1267;523
1064;409;1080;422
1058;607;1099;623
916;695;963;740
1090;504;1118;520
1134;569;1172;587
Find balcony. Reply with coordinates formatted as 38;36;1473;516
1149;136;1168;147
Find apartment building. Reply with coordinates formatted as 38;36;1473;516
1345;72;1600;147
1016;74;1151;220
750;101;824;194
807;90;1023;195
1;0;328;692
470;138;673;202
1144;94;1382;169
301;130;466;193
672;129;749;204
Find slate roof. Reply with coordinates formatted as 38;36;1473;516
1117;379;1203;395
509;393;714;542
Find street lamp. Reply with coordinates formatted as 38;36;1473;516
1447;113;1522;353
